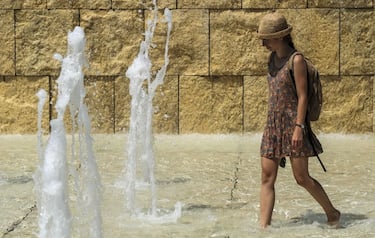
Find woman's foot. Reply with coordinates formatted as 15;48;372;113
327;209;341;228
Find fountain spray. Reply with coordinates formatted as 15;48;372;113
35;26;102;238
125;1;181;222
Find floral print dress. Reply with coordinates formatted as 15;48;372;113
260;52;323;159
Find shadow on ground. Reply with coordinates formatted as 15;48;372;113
288;211;368;228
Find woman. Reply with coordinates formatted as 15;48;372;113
257;12;340;228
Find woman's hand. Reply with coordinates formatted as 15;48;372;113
292;126;304;149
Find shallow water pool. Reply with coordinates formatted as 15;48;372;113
1;134;374;237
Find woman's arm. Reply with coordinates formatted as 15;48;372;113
292;54;308;149
293;54;308;124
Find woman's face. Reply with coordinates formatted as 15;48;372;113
262;38;282;51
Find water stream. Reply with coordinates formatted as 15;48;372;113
34;26;102;238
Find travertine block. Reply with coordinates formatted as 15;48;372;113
148;9;209;75
313;76;373;133
308;0;373;8
0;0;46;9
80;10;144;76
0;1;13;8
115;76;178;134
15;10;79;76
0;10;14;75
114;75;131;133
277;9;339;76
179;76;243;133
112;0;176;9
84;77;115;133
210;11;268;75
340;9;375;75
111;0;139;9
152;76;179;134
243;0;307;9
178;0;241;8
244;76;267;132
0;76;49;134
50;76;115;133
48;0;111;9
0;2;373;134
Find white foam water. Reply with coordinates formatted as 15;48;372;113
125;1;181;223
35;26;102;238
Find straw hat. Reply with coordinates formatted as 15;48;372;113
257;13;293;39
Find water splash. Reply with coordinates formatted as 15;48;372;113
34;89;47;209
35;26;102;238
125;2;181;222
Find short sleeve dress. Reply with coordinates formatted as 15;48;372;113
260;52;323;160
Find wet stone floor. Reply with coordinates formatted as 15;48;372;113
1;134;375;238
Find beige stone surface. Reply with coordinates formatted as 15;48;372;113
15;10;79;76
243;0;307;9
80;10;144;76
115;76;178;134
114;75;131;133
179;76;243;133
84;77;115;133
0;0;46;9
210;11;268;76
48;0;111;9
244;76;267;132
148;9;209;76
308;0;373;8
277;9;339;76
0;10;14;75
340;9;375;75
112;0;176;9
111;0;139;9
0;76;49;134
152;76;179;134
178;0;241;8
0;2;374;134
211;9;336;75
211;9;338;75
313;76;373;133
0;1;13;8
49;76;115;133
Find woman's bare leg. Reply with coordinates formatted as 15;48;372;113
260;157;279;228
290;157;340;226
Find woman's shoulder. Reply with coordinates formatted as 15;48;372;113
290;52;308;74
288;51;306;70
292;53;305;64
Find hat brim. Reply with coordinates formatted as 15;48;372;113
257;25;293;40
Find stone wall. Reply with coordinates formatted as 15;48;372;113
0;0;374;134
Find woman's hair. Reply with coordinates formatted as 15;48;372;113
283;34;296;49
